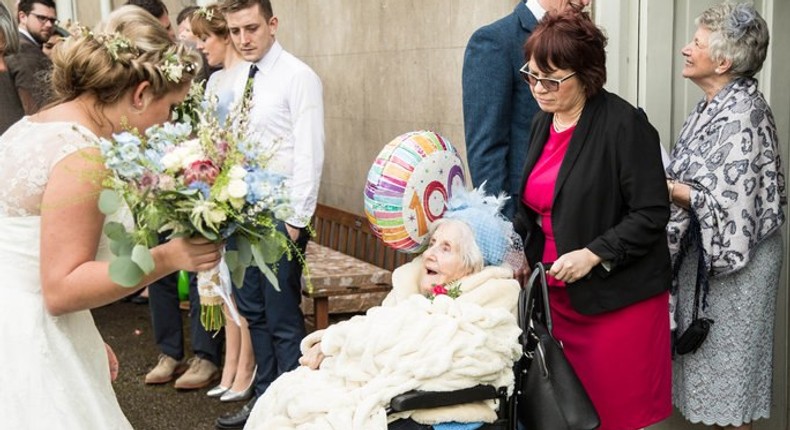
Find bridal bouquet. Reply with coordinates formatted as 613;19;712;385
98;87;294;330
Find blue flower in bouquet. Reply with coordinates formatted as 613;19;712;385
146;121;192;146
144;122;193;164
143;148;164;172
188;180;211;199
244;168;285;204
99;132;146;180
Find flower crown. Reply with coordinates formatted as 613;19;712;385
80;27;140;62
158;53;197;83
195;6;215;22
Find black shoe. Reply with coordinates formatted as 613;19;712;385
215;396;257;429
130;295;149;305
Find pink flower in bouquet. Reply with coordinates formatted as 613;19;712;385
138;171;159;190
184;160;220;185
215;140;230;162
432;284;448;296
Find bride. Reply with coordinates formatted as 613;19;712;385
0;6;221;428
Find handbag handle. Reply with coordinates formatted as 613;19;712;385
518;262;554;334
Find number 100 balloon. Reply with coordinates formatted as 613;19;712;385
364;130;467;253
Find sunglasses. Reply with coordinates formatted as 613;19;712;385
519;64;576;92
29;12;59;26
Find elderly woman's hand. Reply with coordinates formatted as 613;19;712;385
513;260;532;289
299;342;325;370
549;248;601;284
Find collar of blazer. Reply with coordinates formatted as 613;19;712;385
515;1;540;32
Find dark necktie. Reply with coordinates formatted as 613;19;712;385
242;64;258;109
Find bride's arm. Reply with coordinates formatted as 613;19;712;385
39;148;222;316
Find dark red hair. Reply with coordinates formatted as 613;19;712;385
524;9;607;97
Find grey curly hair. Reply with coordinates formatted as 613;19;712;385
697;2;769;78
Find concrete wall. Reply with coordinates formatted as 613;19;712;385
3;0;512;215
274;0;515;214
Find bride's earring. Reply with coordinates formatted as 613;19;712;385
130;101;145;115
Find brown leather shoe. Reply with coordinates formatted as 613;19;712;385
174;357;219;390
144;354;187;385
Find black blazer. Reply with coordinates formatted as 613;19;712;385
514;90;671;315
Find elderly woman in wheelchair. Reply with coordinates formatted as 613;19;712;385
244;188;524;430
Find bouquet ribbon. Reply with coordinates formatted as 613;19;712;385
197;248;241;331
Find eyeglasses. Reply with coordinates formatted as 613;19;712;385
29;12;59;26
519;64;576;92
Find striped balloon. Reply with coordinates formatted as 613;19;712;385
364;130;466;253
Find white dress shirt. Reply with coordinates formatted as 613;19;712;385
231;40;325;228
526;0;547;21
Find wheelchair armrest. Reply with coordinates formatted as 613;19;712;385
388;385;499;413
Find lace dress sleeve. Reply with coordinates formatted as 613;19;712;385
0;119;98;217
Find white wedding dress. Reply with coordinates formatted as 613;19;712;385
0;118;133;429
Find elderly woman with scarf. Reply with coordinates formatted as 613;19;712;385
243;187;524;430
666;3;786;429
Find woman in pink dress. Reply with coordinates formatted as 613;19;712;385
513;9;672;430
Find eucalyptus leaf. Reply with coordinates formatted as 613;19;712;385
259;263;280;292
131;245;155;274
224;250;239;270
98;189;121;215
250;241;266;270
257;234;287;265
193;222;219;241
109;236;134;257
236;236;252;266
103;221;128;241
109;256;144;287
250;243;280;291
230;265;246;289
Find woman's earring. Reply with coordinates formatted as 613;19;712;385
131;101;144;114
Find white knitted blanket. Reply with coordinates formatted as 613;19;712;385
245;291;521;429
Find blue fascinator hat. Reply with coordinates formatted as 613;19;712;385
442;183;525;269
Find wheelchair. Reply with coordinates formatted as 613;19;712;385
387;383;516;430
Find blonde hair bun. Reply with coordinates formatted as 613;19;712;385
50;5;201;106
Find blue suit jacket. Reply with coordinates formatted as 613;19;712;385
462;3;539;218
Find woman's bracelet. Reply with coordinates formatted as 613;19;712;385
667;180;676;203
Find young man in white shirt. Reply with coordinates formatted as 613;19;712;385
216;1;324;428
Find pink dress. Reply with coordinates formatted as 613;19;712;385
523;124;671;430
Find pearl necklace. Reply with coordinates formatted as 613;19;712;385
552;112;580;132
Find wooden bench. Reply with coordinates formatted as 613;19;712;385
302;204;414;329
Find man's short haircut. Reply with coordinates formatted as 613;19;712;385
221;0;273;21
18;0;57;15
124;0;169;19
176;6;198;26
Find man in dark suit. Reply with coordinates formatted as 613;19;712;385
121;0;224;391
461;0;590;219
7;0;56;114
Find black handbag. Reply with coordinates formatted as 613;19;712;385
513;263;600;430
672;211;714;356
673;267;714;355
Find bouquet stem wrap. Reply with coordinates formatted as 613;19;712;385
197;248;241;331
